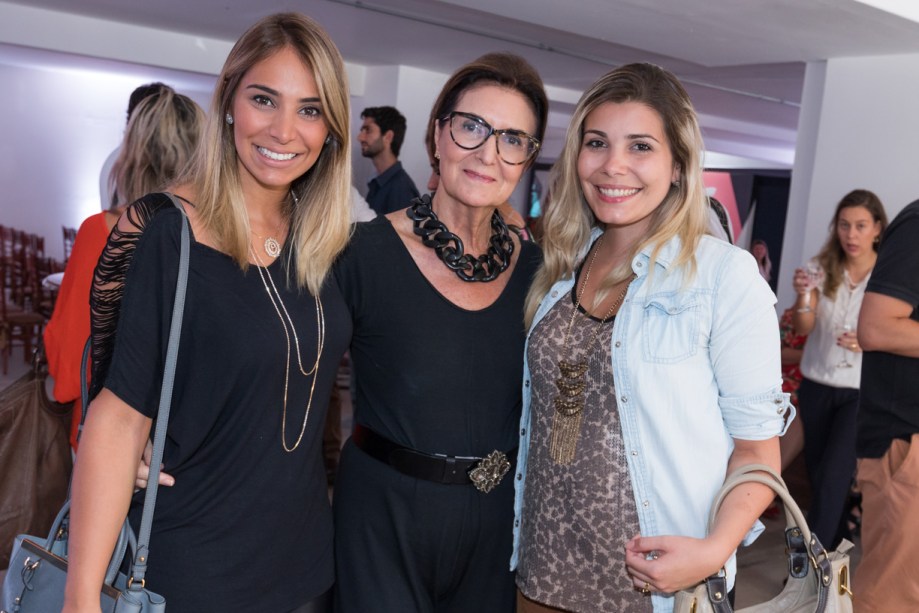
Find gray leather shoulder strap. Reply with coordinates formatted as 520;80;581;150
128;193;190;586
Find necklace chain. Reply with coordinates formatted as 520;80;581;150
551;235;633;464
407;195;514;282
250;245;324;452
251;218;285;259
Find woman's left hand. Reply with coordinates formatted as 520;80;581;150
625;534;727;594
837;330;861;353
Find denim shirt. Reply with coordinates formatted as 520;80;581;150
511;230;793;612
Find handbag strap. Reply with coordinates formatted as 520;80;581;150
127;194;191;588
702;465;834;613
77;335;92;440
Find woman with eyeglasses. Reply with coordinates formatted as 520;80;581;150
332;53;546;612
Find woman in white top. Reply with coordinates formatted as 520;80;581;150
792;188;887;548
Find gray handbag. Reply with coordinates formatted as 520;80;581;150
1;196;190;613
673;464;854;613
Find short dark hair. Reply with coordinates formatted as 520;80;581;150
425;53;548;174
361;106;408;157
127;82;169;122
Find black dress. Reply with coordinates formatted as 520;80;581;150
333;216;541;612
103;200;351;613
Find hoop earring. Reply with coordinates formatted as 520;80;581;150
225;113;234;125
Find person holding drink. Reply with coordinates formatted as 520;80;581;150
792;188;887;547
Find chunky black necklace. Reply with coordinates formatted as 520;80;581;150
407;194;514;283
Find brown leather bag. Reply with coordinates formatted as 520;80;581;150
0;346;72;568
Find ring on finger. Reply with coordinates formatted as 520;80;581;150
641;582;651;595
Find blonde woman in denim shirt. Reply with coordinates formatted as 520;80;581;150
511;63;792;613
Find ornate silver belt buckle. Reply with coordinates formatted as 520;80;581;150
469;450;511;493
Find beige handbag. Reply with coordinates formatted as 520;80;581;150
673;464;854;613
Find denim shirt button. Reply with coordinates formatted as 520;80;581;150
777;406;785;414
621;395;628;403
515;520;520;527
525;380;530;387
631;450;638;456
517;474;522;481
615;341;621;348
551;291;558;298
520;428;526;436
643;500;650;508
636;261;643;267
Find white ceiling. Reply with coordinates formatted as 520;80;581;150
7;0;919;168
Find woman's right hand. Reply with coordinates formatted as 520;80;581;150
135;439;175;489
792;267;812;296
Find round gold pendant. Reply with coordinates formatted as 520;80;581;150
264;237;281;258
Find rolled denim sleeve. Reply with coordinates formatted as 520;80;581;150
711;249;793;439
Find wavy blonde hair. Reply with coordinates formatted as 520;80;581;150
525;63;709;326
183;12;352;295
112;87;204;207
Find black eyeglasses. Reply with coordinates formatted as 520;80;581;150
441;111;540;165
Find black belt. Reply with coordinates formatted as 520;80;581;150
352;424;516;493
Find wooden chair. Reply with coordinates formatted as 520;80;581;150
0;227;48;373
0;256;45;374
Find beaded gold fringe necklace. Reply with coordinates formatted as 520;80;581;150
250;245;325;452
551;236;633;465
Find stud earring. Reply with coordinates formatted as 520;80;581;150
225;113;234;125
434;152;440;160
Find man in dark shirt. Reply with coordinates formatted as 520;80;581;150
357;106;420;215
853;199;919;611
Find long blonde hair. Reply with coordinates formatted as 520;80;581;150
184;12;352;295
815;189;887;300
525;63;709;326
112;87;203;207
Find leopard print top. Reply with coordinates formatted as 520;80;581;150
516;293;651;613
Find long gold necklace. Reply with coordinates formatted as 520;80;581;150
250;245;325;452
551;235;633;464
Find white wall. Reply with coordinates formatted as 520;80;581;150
0;49;215;261
395;65;450;196
779;53;919;310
